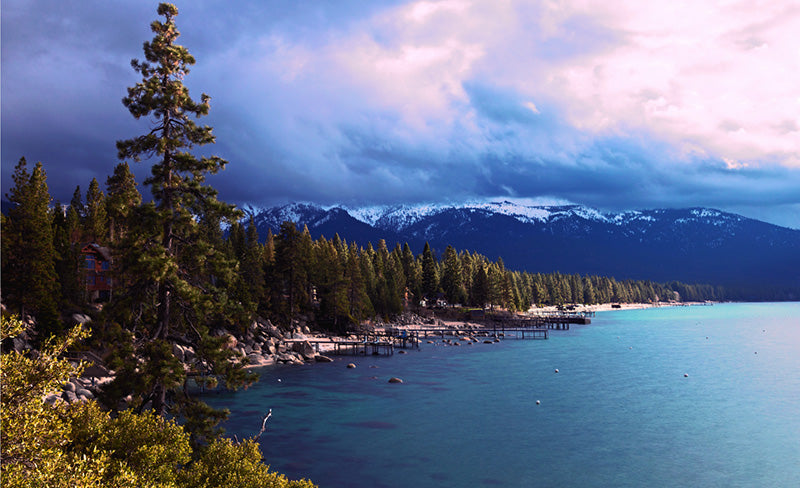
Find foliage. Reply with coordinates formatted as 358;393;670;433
1;314;315;487
179;438;316;488
0;315;107;487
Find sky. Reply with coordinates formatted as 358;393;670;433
2;0;799;228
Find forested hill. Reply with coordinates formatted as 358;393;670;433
246;202;800;298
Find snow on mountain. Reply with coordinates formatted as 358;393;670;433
343;200;613;230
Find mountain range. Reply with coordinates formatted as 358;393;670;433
245;201;800;295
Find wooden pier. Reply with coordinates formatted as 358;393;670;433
399;326;549;340
332;340;396;356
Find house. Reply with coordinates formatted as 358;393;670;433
81;243;112;302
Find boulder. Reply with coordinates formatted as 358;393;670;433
172;344;185;362
292;340;316;358
346;363;356;369
44;394;62;406
76;388;94;399
315;355;334;363
223;334;238;349
388;377;403;384
72;313;92;324
62;390;79;403
63;381;77;392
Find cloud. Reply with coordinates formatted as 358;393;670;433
2;0;799;229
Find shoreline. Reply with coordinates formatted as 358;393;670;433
251;301;713;367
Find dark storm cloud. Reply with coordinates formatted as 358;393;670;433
2;1;799;229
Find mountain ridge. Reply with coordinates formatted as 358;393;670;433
246;200;799;294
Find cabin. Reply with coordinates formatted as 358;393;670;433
81;243;112;302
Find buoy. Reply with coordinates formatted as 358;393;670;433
684;373;689;377
346;363;356;369
277;379;282;382
536;400;541;405
554;369;559;373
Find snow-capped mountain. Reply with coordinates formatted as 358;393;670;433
247;201;800;294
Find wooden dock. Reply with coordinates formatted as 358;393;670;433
399;326;548;340
332;340;396;356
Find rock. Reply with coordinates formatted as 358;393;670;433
63;381;77;392
315;355;334;363
292;340;315;358
44;394;63;406
484;340;494;344
388;377;403;384
251;343;261;353
223;334;238;349
62;390;79;403
76;388;94;399
346;363;356;369
72;313;92;324
12;336;28;352
398;350;407;354
172;344;185;362
244;344;253;355
267;344;277;355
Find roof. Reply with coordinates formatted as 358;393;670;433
81;243;112;261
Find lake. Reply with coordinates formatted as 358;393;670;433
204;302;800;487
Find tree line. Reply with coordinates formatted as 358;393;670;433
3;155;726;339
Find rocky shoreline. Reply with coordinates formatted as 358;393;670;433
32;302;699;405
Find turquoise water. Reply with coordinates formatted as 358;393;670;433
205;303;800;487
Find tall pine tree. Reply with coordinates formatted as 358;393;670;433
110;3;255;433
2;158;62;337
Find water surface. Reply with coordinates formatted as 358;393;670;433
205;303;800;487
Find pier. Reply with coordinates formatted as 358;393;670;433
397;326;549;340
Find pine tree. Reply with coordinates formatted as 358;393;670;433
420;242;438;300
1;158;62;337
110;3;255;429
440;245;465;306
105;162;141;245
273;222;311;327
84;178;108;243
52;202;84;307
